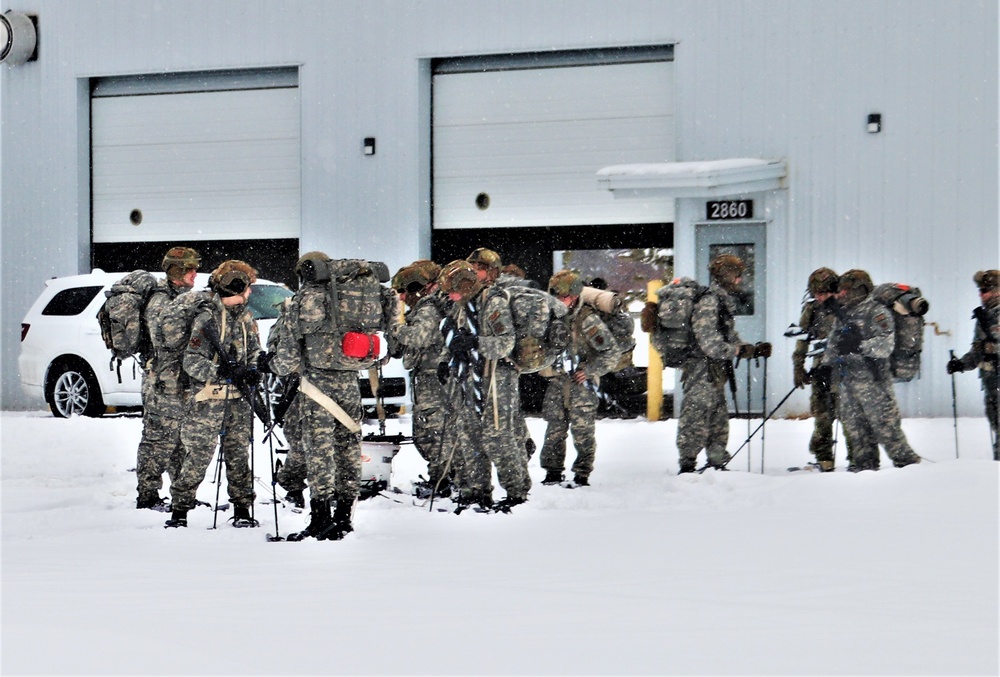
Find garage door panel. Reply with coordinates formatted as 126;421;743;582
93;86;300;243
433;59;674;229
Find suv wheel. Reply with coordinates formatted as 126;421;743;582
46;360;106;418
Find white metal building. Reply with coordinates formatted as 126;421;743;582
1;0;997;417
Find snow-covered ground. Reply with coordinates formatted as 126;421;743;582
1;409;997;675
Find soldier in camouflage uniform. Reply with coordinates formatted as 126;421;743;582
947;269;1000;461
791;268;856;471
271;252;401;540
676;255;762;473
387;260;452;496
828;269;921;471
437;260;493;509
539;270;621;487
135;246;200;510
466;249;532;511
165;261;263;528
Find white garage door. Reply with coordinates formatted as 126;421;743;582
92;79;300;243
433;56;675;229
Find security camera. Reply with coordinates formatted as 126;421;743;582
1;12;37;65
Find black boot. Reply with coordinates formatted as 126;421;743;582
287;498;331;541
164;509;188;528
137;493;171;512
284;489;305;510
541;469;564;485
231;504;260;528
318;498;354;541
572;474;590;487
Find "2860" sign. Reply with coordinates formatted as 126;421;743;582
706;200;753;220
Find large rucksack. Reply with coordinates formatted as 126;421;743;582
294;257;393;370
490;279;568;373
96;270;162;366
870;282;929;382
649;278;712;368
580;286;636;371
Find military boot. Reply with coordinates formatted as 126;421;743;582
164;509;188;528
284;489;305;510
231;504;260;528
137;493;171;512
541;470;564;485
287;498;331;541
318;498;354;541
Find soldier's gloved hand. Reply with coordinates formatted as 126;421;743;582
257;351;275;374
836;325;863;354
450;329;478;356
640;301;659;333
217;358;238;381
753;342;772;358
436;362;450;385
793;364;810;389
736;343;756;360
946;357;965;374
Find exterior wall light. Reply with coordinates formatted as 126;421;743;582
867;113;882;134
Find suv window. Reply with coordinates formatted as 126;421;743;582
41;286;104;316
247;284;294;320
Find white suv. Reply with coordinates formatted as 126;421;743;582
19;271;408;418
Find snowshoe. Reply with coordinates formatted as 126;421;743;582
492;496;526;513
231;505;260;528
137;494;171;512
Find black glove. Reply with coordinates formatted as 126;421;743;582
257;351;275;374
449;329;478;356
946;357;965;374
836;325;863;354
436;362;450;385
736;343;756;360
753;342;772;358
793;364;810;389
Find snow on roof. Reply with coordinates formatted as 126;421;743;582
597;158;787;198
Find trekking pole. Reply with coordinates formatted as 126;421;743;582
211;383;232;530
949;349;960;459
249;390;256;524
745;358;752;472
429;377;460;513
263;381;284;540
761;355;768;474
699;384;799;472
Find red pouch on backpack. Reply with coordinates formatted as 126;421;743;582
342;332;380;359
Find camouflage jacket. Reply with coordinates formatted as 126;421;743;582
690;282;744;363
183;295;262;387
957;298;1000;374
145;279;191;380
793;298;838;370
827;295;894;379
390;292;447;372
475;285;516;361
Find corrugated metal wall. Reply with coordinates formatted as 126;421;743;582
2;0;997;416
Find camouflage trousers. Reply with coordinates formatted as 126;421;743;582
836;369;920;468
299;369;362;503
275;394;307;493
677;359;732;467
439;378;489;504
411;368;449;484
540;373;599;480
135;376;187;500
808;367;855;464
480;361;531;501
171;392;255;512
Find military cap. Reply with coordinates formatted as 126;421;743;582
974;270;1000;293
210;260;257;297
808;267;839;295
161;247;201;275
708;254;745;284
467;248;502;270
548;270;584;298
838;269;874;298
439;260;483;299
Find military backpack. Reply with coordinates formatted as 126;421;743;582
870;282;929;382
649;278;712;368
96;270;162;368
580;286;636;371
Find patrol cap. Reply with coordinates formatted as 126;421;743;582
161;246;201;274
210;260;257;297
808;267;839;295
467;248;502;271
548;270;584;298
438;260;483;299
708;254;745;284
974;269;1000;293
838;269;873;298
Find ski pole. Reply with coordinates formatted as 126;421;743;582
761;354;768;474
211;383;232;530
699;384;799;472
745;357;752;472
264;382;284;540
949;349;960;459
